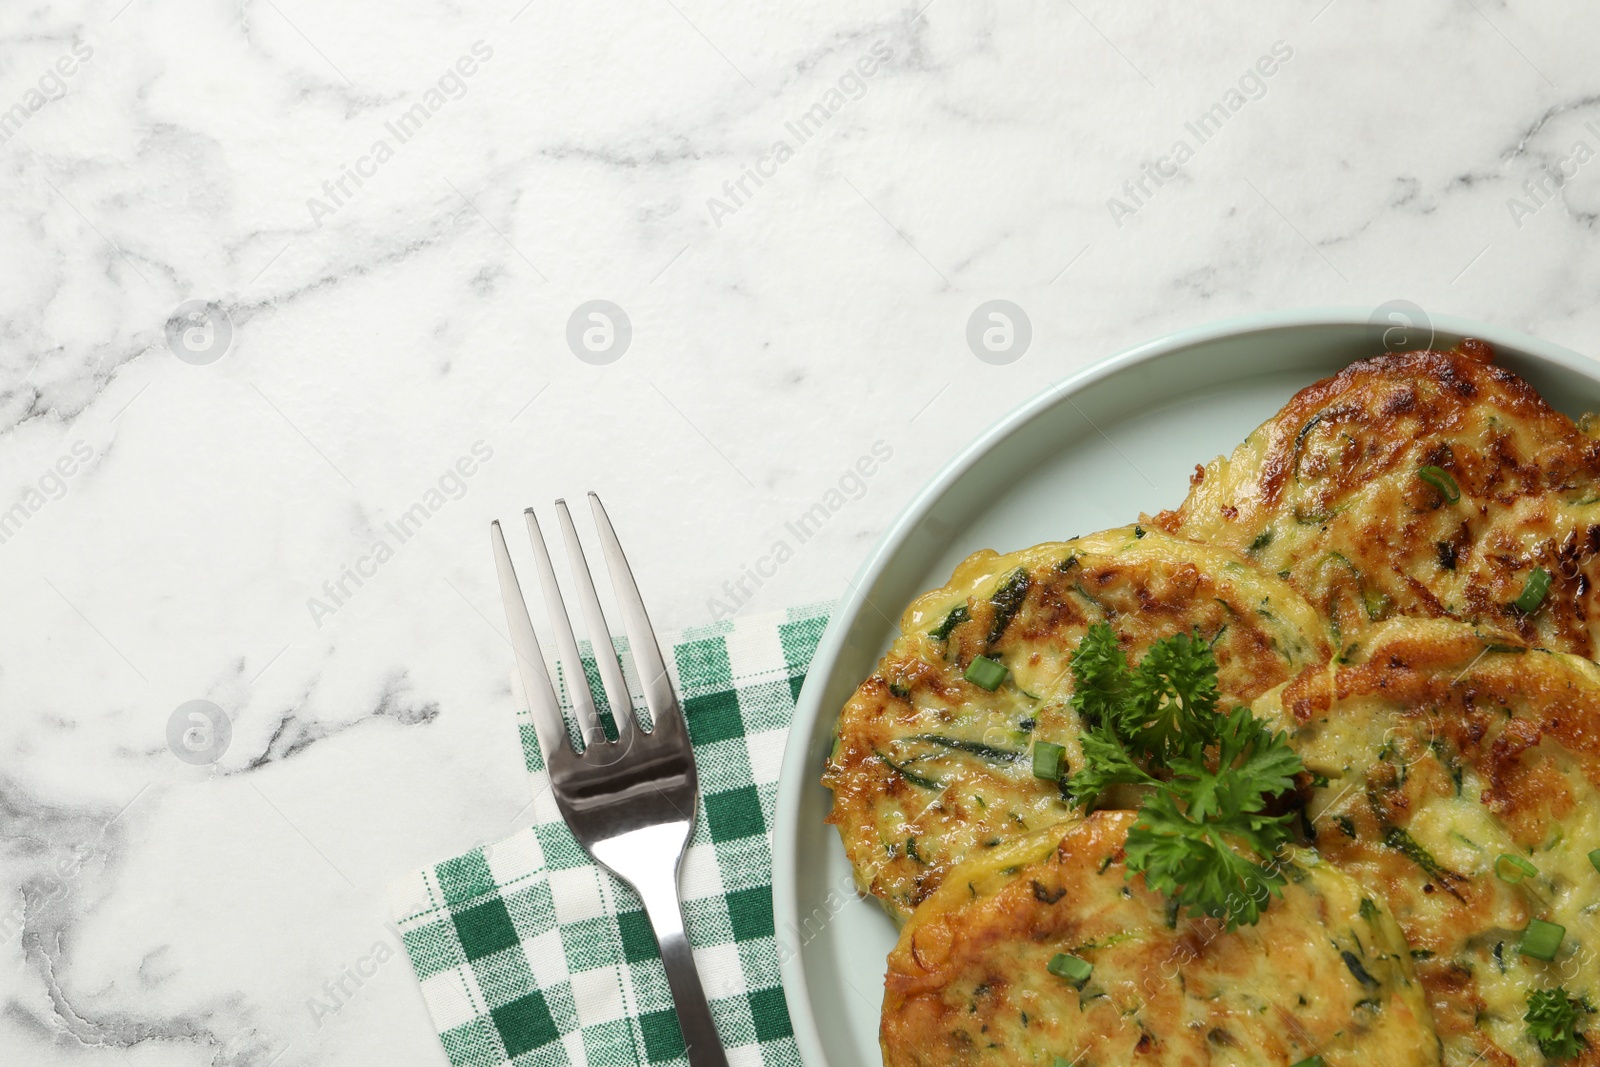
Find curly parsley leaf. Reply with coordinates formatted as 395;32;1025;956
1526;987;1591;1060
1119;627;1220;761
1067;724;1157;805
1124;789;1294;929
1064;626;1303;930
1169;707;1303;822
1068;622;1131;728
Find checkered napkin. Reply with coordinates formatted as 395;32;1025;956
388;604;832;1067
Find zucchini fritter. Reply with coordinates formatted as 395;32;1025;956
1154;341;1600;657
823;525;1329;921
1257;618;1600;1067
882;811;1439;1067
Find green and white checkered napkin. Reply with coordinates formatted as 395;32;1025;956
388;604;832;1067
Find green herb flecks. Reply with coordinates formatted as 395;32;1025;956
1417;465;1460;504
1515;568;1552;614
1295;503;1345;526
930;604;970;641
1290;412;1326;481
986;568;1031;646
1342;950;1379;988
1047;952;1093;986
1383;826;1462;896
1496;853;1538;884
875;750;941;790
911;734;1025;764
1032;740;1066;781
965;655;1008;691
1521;919;1566;962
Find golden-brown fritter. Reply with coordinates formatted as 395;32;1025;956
1256;618;1600;1067
882;812;1438;1067
1154;341;1600;657
823;525;1329;922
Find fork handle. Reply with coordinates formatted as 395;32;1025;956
635;871;731;1067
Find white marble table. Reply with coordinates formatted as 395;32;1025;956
2;0;1598;1062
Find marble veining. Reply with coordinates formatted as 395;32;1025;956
2;0;1600;1063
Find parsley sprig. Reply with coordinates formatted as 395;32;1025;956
1065;622;1303;930
1526;987;1591;1060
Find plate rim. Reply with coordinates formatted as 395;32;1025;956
770;306;1598;1067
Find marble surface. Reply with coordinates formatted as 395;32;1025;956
3;0;1600;1062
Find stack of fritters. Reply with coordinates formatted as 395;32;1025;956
823;341;1600;1067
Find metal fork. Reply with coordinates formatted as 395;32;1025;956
490;493;728;1067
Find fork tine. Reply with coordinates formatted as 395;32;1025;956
555;499;635;743
523;508;607;746
490;520;570;762
587;492;682;735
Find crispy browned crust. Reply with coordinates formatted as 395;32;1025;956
882;812;1437;1067
1265;618;1600;1066
826;342;1600;1067
1155;341;1600;657
1280;622;1600;845
823;528;1329;921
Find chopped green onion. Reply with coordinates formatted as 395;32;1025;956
1291;1058;1326;1067
1417;465;1460;503
965;655;1008;691
1496;854;1538;883
1589;848;1600;874
1520;919;1566;962
1047;952;1092;985
1032;740;1066;781
1514;568;1552;613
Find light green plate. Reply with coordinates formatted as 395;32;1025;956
770;308;1600;1067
